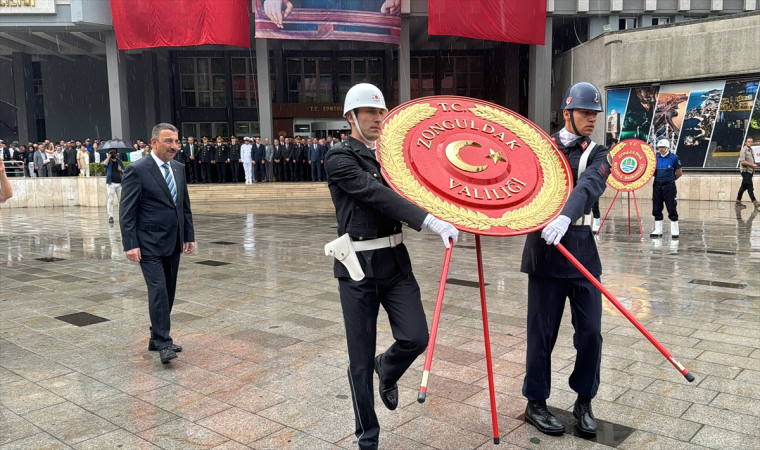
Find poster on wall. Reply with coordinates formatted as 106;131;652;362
253;0;402;45
620;87;659;142
746;87;760;145
704;80;758;168
649;84;689;151
605;89;630;147
675;80;725;168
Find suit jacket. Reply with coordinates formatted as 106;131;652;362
308;144;320;162
119;156;194;257
318;145;327;161
183;143;200;160
63;148;77;165
274;145;284;161
283;143;295;160
253;144;266;162
324;136;428;279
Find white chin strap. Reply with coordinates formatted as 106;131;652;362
350;110;375;148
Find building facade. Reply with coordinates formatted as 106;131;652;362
1;0;757;160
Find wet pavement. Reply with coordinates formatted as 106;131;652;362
1;199;759;449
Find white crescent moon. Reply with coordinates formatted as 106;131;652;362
446;140;489;173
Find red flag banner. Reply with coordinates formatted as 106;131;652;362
428;0;547;46
109;0;251;50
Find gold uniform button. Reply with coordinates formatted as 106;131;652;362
359;237;363;240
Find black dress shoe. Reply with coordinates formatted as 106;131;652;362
524;400;565;435
159;348;177;364
108;217;114;224
574;397;597;436
148;340;182;352
374;353;398;410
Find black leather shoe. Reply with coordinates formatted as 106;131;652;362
159;348;177;364
574;397;597;436
374;353;398;410
524;400;565;436
148;340;182;353
108;217;114;224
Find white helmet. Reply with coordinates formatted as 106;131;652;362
657;139;670;148
343;83;387;118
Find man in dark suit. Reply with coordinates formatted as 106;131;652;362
308;138;322;182
120;123;195;364
182;136;200;184
273;138;284;182
228;135;241;183
253;137;266;183
283;137;295;181
63;142;78;176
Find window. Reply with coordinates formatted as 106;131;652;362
180;57;227;108
618;18;637;30
182;122;229;139
231;58;258;109
653;17;670;25
234;122;261;137
338;57;383;103
410;56;435;99
287;57;335;104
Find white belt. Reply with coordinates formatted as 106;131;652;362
572;214;592;226
352;232;405;252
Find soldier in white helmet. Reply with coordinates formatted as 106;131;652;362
650;139;682;239
323;83;458;450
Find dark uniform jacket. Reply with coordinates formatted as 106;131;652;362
228;143;241;161
63;147;77;165
253;144;265;163
521;135;610;278
213;143;228;162
174;145;187;164
325;136;428;279
200;143;215;163
295;143;308;161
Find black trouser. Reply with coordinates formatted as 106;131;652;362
652;181;678;221
201;162;213;182
591;201;600;219
230;161;240;182
296;160;306;181
284;160;295;181
274;162;283;181
737;172;756;202
523;275;602;402
140;246;181;350
339;272;429;450
254;161;266;182
67;165;78;176
215;161;226;182
187;159;198;183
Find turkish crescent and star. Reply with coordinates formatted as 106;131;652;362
445;140;505;174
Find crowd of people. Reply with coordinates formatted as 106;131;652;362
0;138;106;178
174;134;345;184
0;133;346;185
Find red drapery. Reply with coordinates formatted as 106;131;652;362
428;0;547;46
109;0;251;50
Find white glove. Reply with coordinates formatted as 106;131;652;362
423;214;459;248
541;215;572;245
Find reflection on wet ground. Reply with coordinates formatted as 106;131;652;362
1;199;759;449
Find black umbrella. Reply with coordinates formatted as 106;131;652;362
0;100;19;139
100;139;134;161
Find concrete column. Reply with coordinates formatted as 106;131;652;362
256;38;274;140
11;52;36;144
398;16;411;103
155;50;173;124
105;31;130;141
528;17;552;132
142;51;159;134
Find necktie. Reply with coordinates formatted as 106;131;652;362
162;163;178;204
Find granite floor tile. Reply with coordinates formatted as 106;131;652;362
21;402;118;445
196;407;284;444
137;419;229;449
72;429;160;450
681;403;760;437
250;427;337;450
690;425;760;450
0;407;41;445
393;415;491;450
0;379;66;415
0;432;69;450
